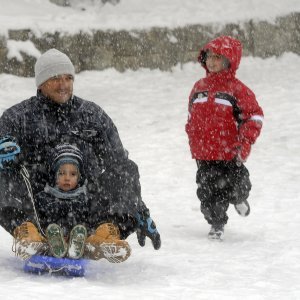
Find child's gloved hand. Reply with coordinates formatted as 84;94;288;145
237;142;251;162
233;141;251;165
136;211;161;250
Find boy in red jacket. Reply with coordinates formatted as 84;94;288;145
185;36;264;240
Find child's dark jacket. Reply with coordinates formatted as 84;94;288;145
185;36;264;161
0;92;146;235
35;184;90;235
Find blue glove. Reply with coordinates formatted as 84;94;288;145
0;136;21;170
136;211;161;250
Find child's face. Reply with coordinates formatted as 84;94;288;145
56;163;79;191
206;51;225;73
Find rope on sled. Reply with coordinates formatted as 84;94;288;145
20;164;46;237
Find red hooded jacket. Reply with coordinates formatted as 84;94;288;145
185;36;264;161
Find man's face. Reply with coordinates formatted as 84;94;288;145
39;74;74;104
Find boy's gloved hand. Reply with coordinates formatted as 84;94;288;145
136;211;161;250
237;142;251;163
232;141;251;165
0;136;21;170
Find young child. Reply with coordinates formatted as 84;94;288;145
13;143;131;262
35;143;89;259
185;36;264;240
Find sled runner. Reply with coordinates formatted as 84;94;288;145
23;255;88;277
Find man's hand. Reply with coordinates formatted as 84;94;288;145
136;211;161;250
0;136;21;170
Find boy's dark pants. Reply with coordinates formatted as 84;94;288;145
196;160;251;226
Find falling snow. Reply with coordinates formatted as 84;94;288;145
0;1;299;299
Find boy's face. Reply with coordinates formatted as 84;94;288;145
39;74;74;104
206;51;226;73
56;163;79;191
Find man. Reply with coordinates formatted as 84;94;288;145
0;49;161;262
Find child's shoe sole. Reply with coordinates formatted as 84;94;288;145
68;225;87;259
46;224;67;258
234;200;250;217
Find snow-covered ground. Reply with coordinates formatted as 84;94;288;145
0;52;299;300
0;1;300;299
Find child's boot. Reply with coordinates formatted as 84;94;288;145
13;222;47;260
85;223;131;263
234;199;250;217
208;224;224;241
68;225;87;259
46;224;67;258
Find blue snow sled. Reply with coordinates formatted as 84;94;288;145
24;255;88;277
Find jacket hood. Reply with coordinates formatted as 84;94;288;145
198;36;243;75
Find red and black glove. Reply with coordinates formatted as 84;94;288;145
233;141;251;164
238;141;251;162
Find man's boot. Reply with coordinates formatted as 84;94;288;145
13;222;47;260
85;223;131;263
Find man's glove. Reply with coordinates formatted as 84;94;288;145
0;136;21;170
136;211;161;250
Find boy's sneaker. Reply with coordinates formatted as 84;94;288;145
68;225;87;259
46;224;67;258
208;224;224;241
13;222;47;260
85;223;131;263
234;199;250;217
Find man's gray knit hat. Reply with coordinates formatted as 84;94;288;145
34;48;75;87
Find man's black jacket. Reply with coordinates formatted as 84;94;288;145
0;91;147;237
